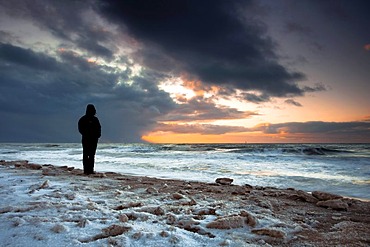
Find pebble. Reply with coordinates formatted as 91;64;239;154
215;178;233;185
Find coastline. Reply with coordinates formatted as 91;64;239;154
1;160;369;246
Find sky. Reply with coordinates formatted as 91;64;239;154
0;0;369;143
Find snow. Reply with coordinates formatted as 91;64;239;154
0;166;272;247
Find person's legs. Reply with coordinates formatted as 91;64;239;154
82;140;90;174
89;141;98;174
83;139;98;174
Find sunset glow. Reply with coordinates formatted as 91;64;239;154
0;1;369;143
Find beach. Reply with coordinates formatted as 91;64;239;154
0;160;369;246
2;143;369;200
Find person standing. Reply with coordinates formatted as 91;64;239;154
78;104;101;175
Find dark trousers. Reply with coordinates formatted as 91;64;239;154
82;138;98;174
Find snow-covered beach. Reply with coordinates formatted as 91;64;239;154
1;160;369;246
1;143;370;200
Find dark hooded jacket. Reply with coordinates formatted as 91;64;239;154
78;104;101;140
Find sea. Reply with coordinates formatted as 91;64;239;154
1;143;369;200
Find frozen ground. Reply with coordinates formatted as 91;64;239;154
1;160;369;246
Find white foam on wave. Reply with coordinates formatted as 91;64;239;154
1;143;369;199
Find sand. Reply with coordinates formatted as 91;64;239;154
0;160;369;246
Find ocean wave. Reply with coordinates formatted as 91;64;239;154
282;147;351;155
157;144;356;156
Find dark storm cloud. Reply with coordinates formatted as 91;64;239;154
0;0;115;58
283;22;312;35
0;43;58;71
0;43;175;142
97;0;307;97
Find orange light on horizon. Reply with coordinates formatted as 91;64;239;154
142;132;292;144
365;44;370;51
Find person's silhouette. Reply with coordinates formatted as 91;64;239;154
78;104;101;175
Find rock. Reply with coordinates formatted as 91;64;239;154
231;186;248;195
294;190;319;203
92;173;106;178
27;163;42;170
65;193;76;200
12;217;26;227
219;239;231;246
317;199;348;211
169;235;180;244
206;210;257;229
312;191;342;201
193;208;217;216
0;206;14;214
29;180;50;193
166;213;177;224
206;215;247;229
215;178;233;185
76;219;89;228
81;224;132;242
114;202;142;210
51;224;68;233
119;214;129;223
182;225;215;238
180;198;197;206
102;224;131;237
240;210;257;227
125;212;149;221
131;231;143;240
251;228;285;239
244;184;254;189
256;200;273;209
172;192;184;200
160;231;169;237
42;168;59;176
139;206;165;216
13;161;28;168
177;217;200;228
146;187;158;194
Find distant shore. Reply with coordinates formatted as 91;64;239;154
1;160;370;246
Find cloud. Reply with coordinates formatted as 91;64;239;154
151;123;249;135
0;0;117;59
146;120;370;142
159;96;257;122
0;43;175;142
302;83;327;93
1;1;366;143
241;92;270;103
285;99;302;107
253;121;370;136
0;43;58;71
284;21;312;35
96;0;307;98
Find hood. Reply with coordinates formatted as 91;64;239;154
86;104;96;116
